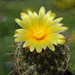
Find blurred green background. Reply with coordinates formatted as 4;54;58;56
0;0;75;75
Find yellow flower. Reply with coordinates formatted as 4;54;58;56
14;6;68;53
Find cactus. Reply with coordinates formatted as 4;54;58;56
11;42;70;75
8;6;70;75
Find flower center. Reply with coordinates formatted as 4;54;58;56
33;28;44;40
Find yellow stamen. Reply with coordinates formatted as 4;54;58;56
33;27;44;40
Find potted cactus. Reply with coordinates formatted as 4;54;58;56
8;6;73;75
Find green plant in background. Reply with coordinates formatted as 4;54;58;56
8;6;70;75
68;31;75;44
0;22;8;37
53;0;75;11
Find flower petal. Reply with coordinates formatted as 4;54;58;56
21;12;33;27
28;10;34;23
47;41;55;51
42;41;47;50
14;32;28;37
14;29;30;37
15;19;29;29
42;10;51;25
30;42;37;52
15;29;28;33
36;42;42;53
50;33;65;39
43;12;56;28
15;36;29;42
52;27;68;33
39;6;45;25
49;38;57;45
33;12;39;26
50;23;63;29
23;40;32;48
21;12;30;21
54;39;66;45
49;17;63;26
49;12;56;22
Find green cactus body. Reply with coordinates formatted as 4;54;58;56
12;42;70;75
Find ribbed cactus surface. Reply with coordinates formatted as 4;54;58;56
12;42;70;75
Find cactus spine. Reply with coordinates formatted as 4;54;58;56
10;42;70;75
